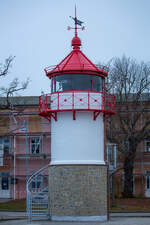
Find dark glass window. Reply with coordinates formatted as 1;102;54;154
2;177;9;190
72;74;91;90
51;75;71;92
0;137;10;154
51;77;56;92
146;171;150;189
51;77;54;93
92;76;103;92
57;74;71;91
145;140;150;152
50;74;103;92
30;137;41;154
31;174;43;190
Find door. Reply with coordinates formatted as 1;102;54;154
0;177;10;198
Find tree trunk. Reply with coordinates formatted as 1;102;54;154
122;140;137;198
122;155;134;197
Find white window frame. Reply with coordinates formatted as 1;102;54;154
106;143;117;170
30;137;42;154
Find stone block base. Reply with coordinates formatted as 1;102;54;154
48;165;108;221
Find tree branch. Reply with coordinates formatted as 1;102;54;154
0;56;15;77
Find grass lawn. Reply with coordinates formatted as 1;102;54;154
0;198;150;212
0;199;26;211
110;198;150;212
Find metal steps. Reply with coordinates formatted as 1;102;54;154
26;165;50;221
30;190;49;219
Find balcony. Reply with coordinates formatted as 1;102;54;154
39;91;116;121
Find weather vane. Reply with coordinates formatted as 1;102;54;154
67;5;85;36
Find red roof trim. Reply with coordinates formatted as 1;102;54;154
46;70;107;78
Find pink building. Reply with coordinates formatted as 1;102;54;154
0;96;50;199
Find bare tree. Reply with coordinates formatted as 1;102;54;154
0;56;29;109
106;55;150;197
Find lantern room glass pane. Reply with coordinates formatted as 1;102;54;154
50;78;54;93
93;76;103;92
72;74;91;90
54;75;71;92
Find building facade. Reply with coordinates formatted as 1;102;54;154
106;95;150;198
1;95;150;199
108;142;150;198
0;96;50;199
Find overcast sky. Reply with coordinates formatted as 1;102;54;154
0;0;150;96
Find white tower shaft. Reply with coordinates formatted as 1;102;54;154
51;111;104;165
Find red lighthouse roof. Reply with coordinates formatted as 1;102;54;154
45;12;109;77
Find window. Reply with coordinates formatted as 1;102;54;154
31;174;43;190
146;176;150;189
2;177;9;190
72;74;91;90
146;171;150;189
51;75;71;92
145;140;150;152
0;154;3;166
0;138;10;166
0;137;10;153
92;75;103;92
0;173;9;190
30;137;41;154
106;143;117;170
50;74;103;92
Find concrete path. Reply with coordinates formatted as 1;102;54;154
1;211;150;219
0;212;150;225
0;211;26;220
1;217;150;225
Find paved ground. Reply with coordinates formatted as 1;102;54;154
0;212;150;225
1;217;150;225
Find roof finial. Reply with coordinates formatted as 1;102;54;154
68;6;85;49
68;5;85;36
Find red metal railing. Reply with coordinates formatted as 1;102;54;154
39;91;116;116
44;64;109;74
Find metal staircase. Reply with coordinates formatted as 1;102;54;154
26;164;50;221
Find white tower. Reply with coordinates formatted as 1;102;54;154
39;10;115;222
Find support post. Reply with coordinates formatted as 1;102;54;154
13;135;16;200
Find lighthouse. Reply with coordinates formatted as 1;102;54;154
39;9;115;222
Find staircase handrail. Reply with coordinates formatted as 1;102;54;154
26;164;49;222
27;164;49;193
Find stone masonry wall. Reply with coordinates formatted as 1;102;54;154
48;165;108;218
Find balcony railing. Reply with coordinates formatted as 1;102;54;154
39;91;116;115
44;64;109;75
